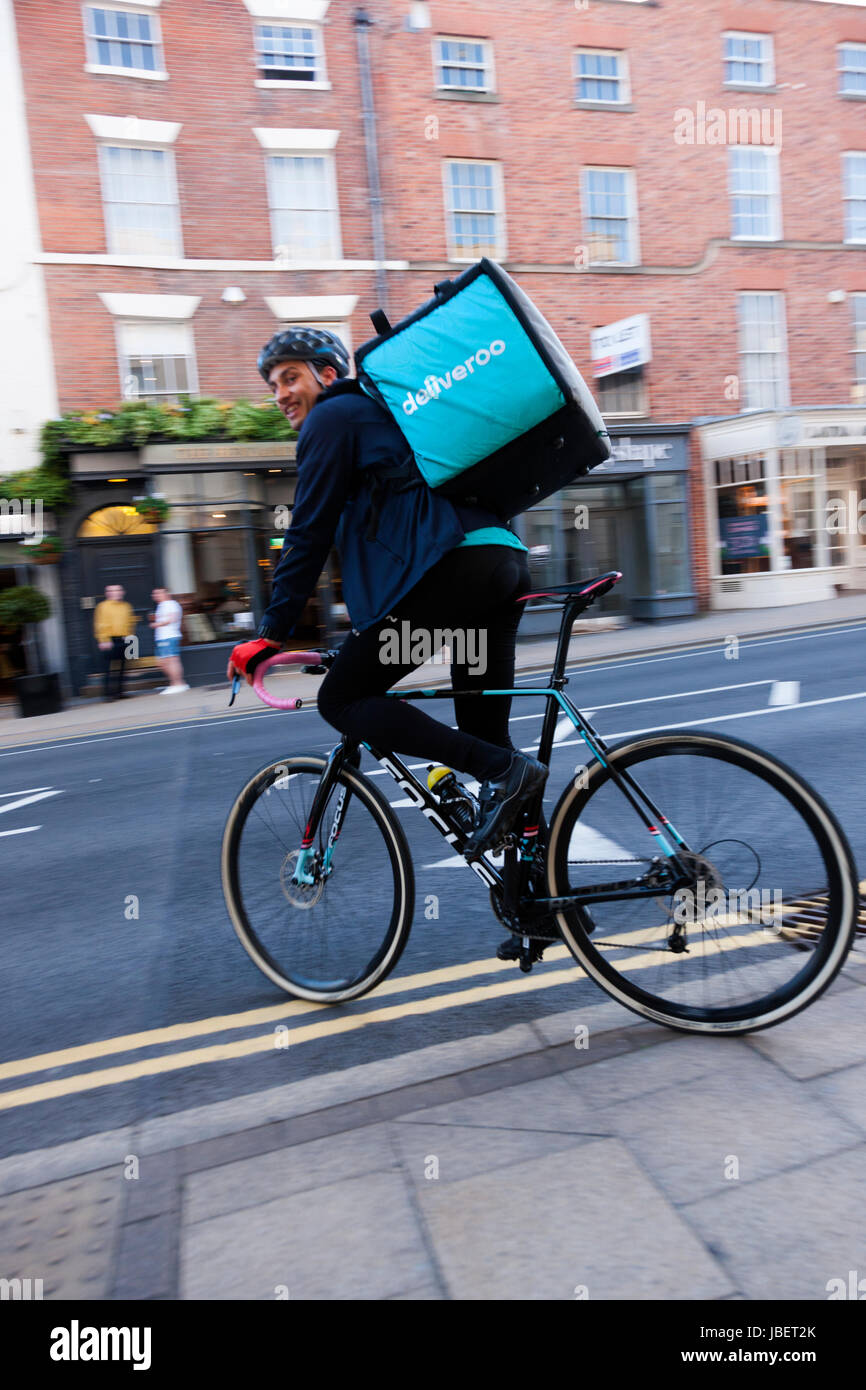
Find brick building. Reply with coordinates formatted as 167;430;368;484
4;0;866;690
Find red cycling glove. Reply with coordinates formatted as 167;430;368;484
227;637;280;684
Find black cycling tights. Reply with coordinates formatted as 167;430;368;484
317;545;532;783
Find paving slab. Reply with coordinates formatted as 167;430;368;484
804;1061;866;1137
561;1032;750;1110
392;1118;597;1187
419;1137;733;1301
184;1123;397;1225
748;984;866;1080
180;1169;432;1300
680;1144;866;1301
396;1072;591;1133
574;1047;862;1205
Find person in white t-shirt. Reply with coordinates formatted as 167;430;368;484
149;587;189;694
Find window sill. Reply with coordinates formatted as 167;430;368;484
433;89;499;102
574;101;634;112
840;92;866;101
722;82;777;93
84;64;169;80
255;78;332;89
599;413;651;422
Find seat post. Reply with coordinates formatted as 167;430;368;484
549;599;583;687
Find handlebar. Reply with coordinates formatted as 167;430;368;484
252;650;321;709
231;648;339;711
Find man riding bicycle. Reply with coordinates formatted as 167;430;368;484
227;327;550;953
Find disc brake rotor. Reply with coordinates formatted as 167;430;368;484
280;849;325;909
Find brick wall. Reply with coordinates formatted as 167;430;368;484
13;0;866;610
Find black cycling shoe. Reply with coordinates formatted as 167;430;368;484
466;752;548;854
496;935;555;965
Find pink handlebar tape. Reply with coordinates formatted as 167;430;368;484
252;650;322;710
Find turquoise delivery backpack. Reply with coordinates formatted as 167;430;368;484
354;258;611;520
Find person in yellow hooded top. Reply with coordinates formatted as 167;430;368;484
93;583;138;700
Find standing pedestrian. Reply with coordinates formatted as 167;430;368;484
93;584;137;701
150;587;189;693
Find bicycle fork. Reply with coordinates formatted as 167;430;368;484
292;738;361;886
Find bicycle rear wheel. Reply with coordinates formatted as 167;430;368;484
222;754;414;1002
547;731;858;1035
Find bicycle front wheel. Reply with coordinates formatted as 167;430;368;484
547;731;858;1035
222;755;415;1002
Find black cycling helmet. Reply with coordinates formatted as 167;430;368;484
258;327;350;383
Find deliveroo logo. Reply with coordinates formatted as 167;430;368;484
402;339;506;415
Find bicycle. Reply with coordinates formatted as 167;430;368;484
222;570;859;1035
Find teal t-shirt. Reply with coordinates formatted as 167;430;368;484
457;526;528;551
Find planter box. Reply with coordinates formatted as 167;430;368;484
13;672;63;718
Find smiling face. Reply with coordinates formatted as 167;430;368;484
267;359;337;429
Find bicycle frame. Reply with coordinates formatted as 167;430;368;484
295;592;697;929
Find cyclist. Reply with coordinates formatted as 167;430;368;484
227;328;550;939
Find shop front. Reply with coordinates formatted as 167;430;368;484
59;423;697;690
514;424;696;635
698;408;866;609
60;440;334;693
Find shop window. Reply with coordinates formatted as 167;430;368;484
715;457;770;575
520;508;560;597
646;474;689;592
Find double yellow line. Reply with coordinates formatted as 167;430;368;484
0;948;584;1112
0;929;787;1112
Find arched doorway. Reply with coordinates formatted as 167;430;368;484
76;505;158;686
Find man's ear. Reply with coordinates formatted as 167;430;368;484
321;364;338;387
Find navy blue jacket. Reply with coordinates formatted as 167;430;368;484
258;379;500;640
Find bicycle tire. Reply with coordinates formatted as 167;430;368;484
546;730;858;1035
222;753;415;1002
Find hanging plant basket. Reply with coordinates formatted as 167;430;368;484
19;535;64;565
133;495;171;525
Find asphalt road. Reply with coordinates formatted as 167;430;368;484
1;619;864;1159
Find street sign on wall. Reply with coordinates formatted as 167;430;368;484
590;314;651;378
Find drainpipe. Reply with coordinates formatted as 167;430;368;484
353;9;389;314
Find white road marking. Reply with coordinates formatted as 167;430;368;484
567;822;632;862
0;826;40;838
510;680;774;714
0;708;283;758
768;681;800;706
0;789;62;816
542;689;866;751
0;787;53;797
513;622;866;682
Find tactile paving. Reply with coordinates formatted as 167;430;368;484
0;1167;122;1299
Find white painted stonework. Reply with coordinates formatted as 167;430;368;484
0;0;59;472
